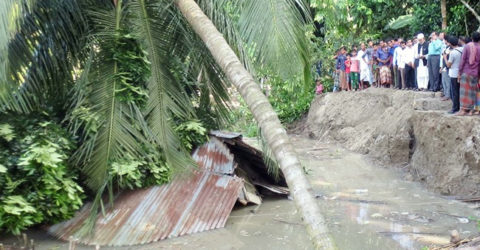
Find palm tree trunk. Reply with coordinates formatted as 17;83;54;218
175;0;335;249
441;0;447;30
461;0;480;32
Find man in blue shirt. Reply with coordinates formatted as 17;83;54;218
376;44;391;67
376;42;392;86
427;32;443;92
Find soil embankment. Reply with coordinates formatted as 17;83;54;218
302;88;480;196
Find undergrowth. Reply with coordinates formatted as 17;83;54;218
0;113;84;235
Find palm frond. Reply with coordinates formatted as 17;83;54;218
196;0;255;75
70;1;150;190
171;13;233;128
129;0;196;170
238;0;311;81
385;14;415;30
1;0;89;114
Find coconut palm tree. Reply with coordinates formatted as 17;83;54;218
441;0;447;30
1;0;334;248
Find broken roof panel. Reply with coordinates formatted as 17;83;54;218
49;132;288;246
192;137;235;175
209;130;242;139
49;171;243;246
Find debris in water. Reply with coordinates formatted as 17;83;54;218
371;213;383;218
240;230;249;237
450;230;461;244
354;189;369;194
458;218;470;224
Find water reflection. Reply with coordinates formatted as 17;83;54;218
390;223;415;249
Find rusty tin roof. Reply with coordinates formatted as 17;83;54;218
49;137;243;246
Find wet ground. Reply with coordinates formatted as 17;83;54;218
2;135;479;249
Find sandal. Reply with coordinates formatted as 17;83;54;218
456;111;469;116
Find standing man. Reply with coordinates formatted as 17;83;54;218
397;40;407;89
393;38;404;89
440;35;452;101
404;39;416;89
377;41;392;87
444;36;463;114
427;32;443;92
458;32;480;116
359;43;370;89
415;33;429;91
389;39;399;88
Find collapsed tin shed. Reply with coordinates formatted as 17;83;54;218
48;131;288;246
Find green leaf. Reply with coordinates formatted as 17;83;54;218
0;124;15;141
0;164;6;173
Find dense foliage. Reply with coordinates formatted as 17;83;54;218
265;74;315;124
312;0;479;41
0;0;311;235
0;114;84;235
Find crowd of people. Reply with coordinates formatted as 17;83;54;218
326;31;480;116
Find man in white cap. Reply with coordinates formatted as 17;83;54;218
415;33;429;90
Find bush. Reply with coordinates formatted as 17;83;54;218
0;114;84;235
226;97;259;137
174;120;209;151
264;73;315;124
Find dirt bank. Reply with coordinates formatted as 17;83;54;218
303;88;480;196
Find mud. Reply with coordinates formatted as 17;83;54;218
303;88;480;196
2;136;480;249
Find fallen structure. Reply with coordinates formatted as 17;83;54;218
48;131;288;246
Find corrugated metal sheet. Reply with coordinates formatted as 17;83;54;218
49;132;288;246
49;137;243;246
192;137;235;175
209;130;242;139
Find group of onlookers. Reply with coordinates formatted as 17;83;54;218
329;31;480;116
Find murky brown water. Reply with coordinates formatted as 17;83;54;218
1;135;479;249
290;135;479;250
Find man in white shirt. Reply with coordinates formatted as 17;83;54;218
358;42;371;89
397;40;407;89
415;33;429;91
393;38;403;89
443;36;463;114
403;39;416;89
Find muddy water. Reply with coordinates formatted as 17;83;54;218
2;136;479;249
0;199;309;250
290;135;480;250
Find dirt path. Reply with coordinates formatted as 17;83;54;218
2;135;479;249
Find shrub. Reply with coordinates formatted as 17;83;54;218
0;114;84;235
